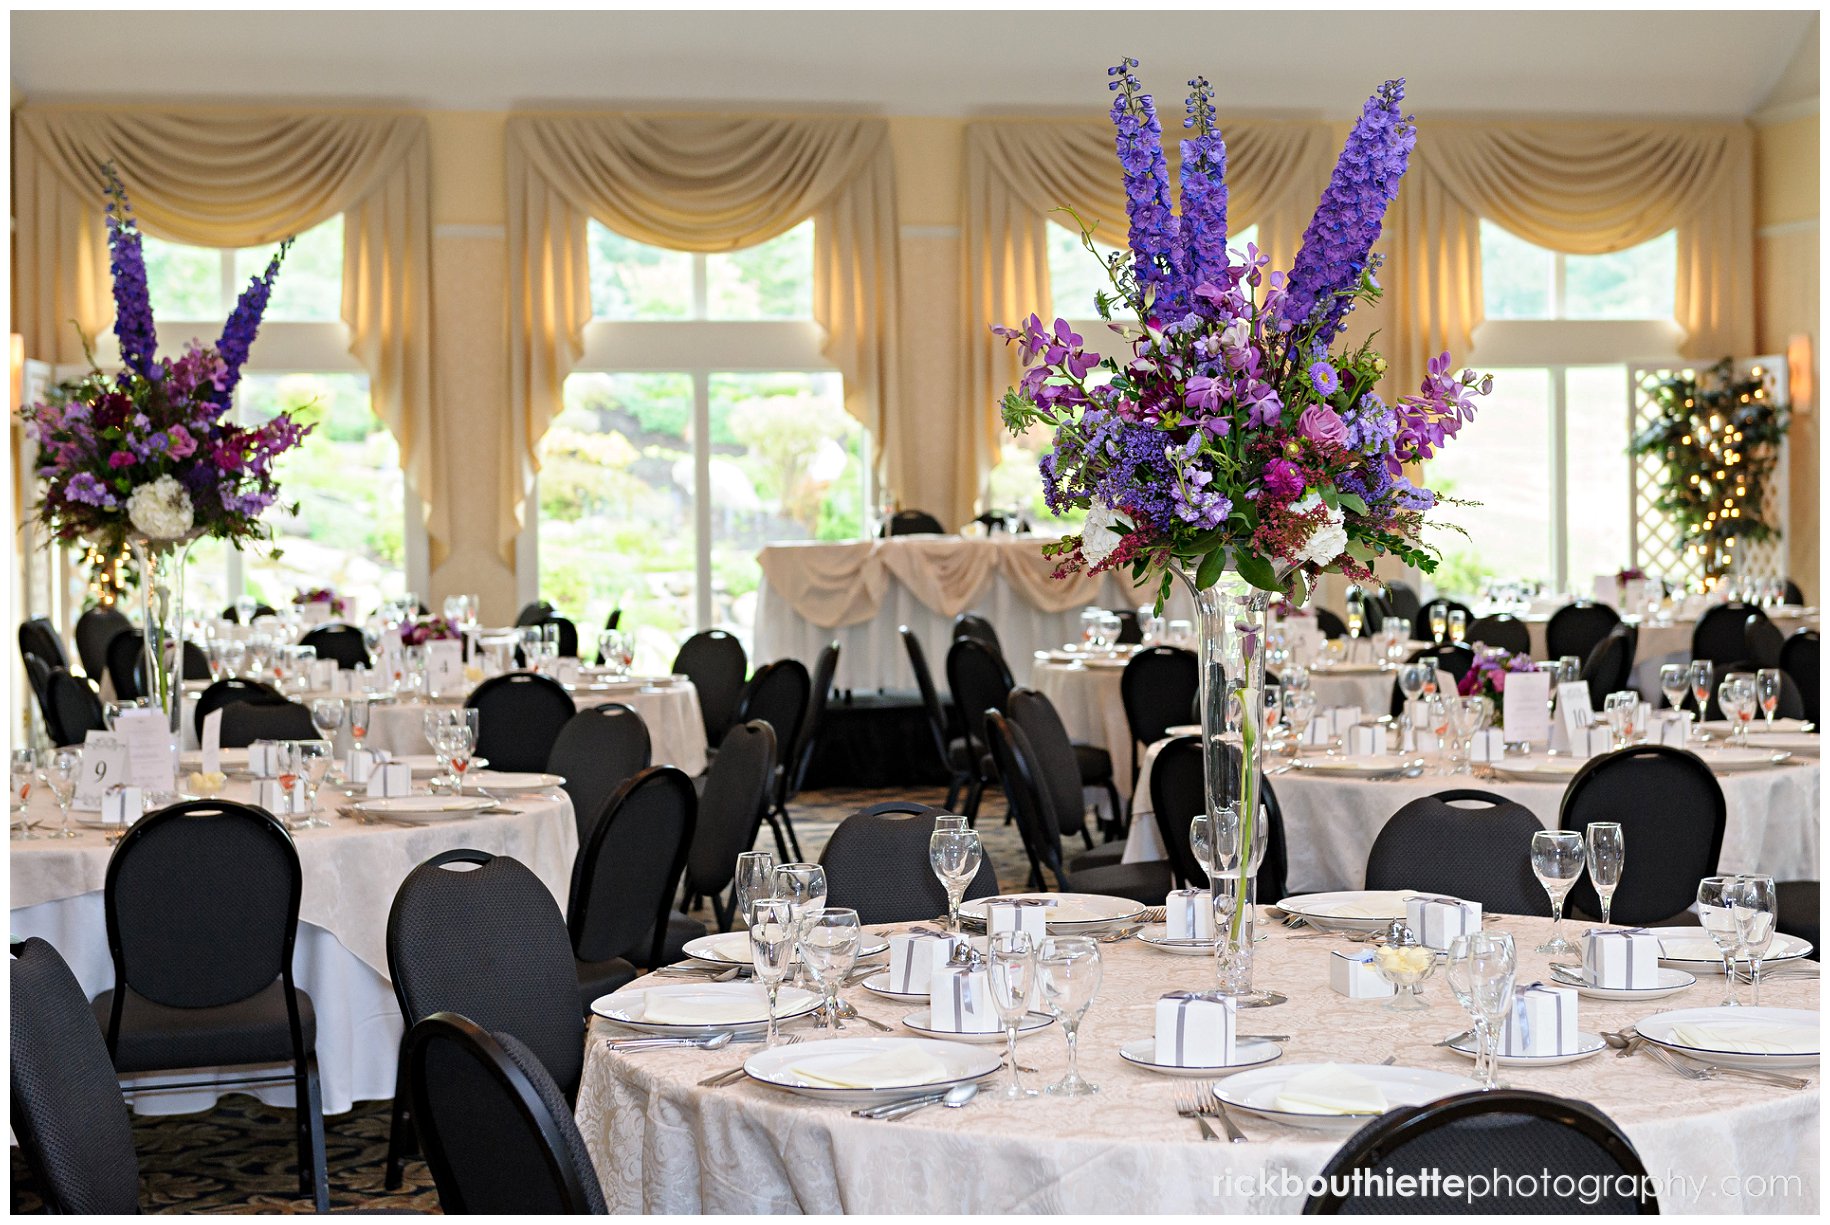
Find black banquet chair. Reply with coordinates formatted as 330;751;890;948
10;937;144;1215
945;636;1015;823
785;641;841;805
46;668;106;746
1008;687;1127;856
820;801;1000;924
1465;613;1531;655
1779;629;1818;725
385;849;588;1191
952;611;1004;658
299;622;371;670
467;671;577;773
19;615;68;673
194;676;286;740
671;629;747;747
902;626;974;811
884;508;946;536
1382;580;1422;623
104;629;149;700
1313;607;1348;639
1305;1090;1655;1213
1121;646;1199;782
1691;601;1767;667
1363;790;1550;915
23;653;64;744
1544;600;1620;663
1417;598;1474;644
1745;612;1787;669
547;702;651;847
1560;746;1726;925
734;659;811;860
682;720;777;931
75;604;133;680
1147;734;1288;905
219;697;320;748
1580;624;1636;708
405;1013;606;1215
96;800;327;1210
569;766;698;1003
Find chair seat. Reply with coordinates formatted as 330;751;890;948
1776;881;1819;960
92;980;315;1074
1070;840;1129;871
640;914;709;969
946;738;975;771
1073;742;1113;783
1064;859;1173;905
575;956;640;1013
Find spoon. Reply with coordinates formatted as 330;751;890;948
889;1082;979;1121
604;1031;734;1053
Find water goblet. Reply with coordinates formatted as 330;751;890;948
1730;875;1778;1007
1659;663;1689;715
1718;672;1756;748
445;711;479;792
1078;608;1101;649
1529;830;1585;954
423;709;456;789
772;862;828;987
310;699;345;762
1603;691;1637;749
929;824;982;932
1424;694;1454;774
1585;822;1625;927
800;908;861;1029
1696;875;1746;1006
274;741;302;823
1036;936;1102;1097
38;749;81;840
1397;661;1429;739
1283;689;1317;757
1097;612;1122;654
1446;930;1516;1090
1449;695;1490;773
1189;812;1217;892
1165;619;1193;649
1755;668;1783;733
747;898;797;1047
12;748;41;840
987;931;1039;1098
733;850;777;923
294;741;333;828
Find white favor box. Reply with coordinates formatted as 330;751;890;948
930;963;1001;1033
1328;706;1364;737
1582;928;1661;989
367;762;413;798
1469;728;1505;762
1302;719;1334;747
1655;714;1692;748
886;930;950;994
101;785;144;827
1500;983;1579;1057
1154;992;1236;1066
985;898;1052;940
1329;949;1396;998
1347;725;1388;756
1165;889;1214;941
246;742;281;777
552;657;581;686
1569;726;1614;759
1405;895;1483;951
345;748;380;784
253;778;290;814
309;658;338;689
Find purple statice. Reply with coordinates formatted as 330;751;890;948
1108;58;1183;315
1168;437;1232;529
102;167;158;380
65;472;118;507
213;238;293;407
1178;75;1228;299
1281;80;1415;341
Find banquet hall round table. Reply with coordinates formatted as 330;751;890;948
1123;746;1820;894
9;777;577;1115
572;914;1818;1214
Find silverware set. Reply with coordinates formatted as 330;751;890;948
1174;1084;1247;1143
696;1034;802;1087
849;1081;980;1121
1602;1030;1811;1089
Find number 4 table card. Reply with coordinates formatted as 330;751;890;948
425;640;464;696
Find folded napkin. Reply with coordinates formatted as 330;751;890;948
1663;1022;1817;1055
1312;893;1411;920
785;1048;951;1089
1272;1065;1388;1115
702;932;757;961
636;989;768;1026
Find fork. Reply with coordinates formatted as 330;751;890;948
1198;1084;1249;1142
1633;1039;1810;1089
1174;1087;1221;1141
697;1033;802;1087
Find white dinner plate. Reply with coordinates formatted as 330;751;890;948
1165;724;1201;737
1083;658;1130;670
743;1036;1002;1106
1702;730;1818;755
391;754;491;779
1310;662;1389;676
860;972;931;1003
1293;755;1418;780
350;795;494;822
1444;1031;1607;1067
1215;1063;1481;1132
565;679;647;694
1484;755;1588;783
1118;1037;1283;1078
1647;927;1814;971
1688;747;1793;773
1276;890;1416;933
1548;963;1697;1001
957;893;1144;933
1634;1006;1820;1070
591;982;820;1035
1136;924;1215;956
681;930;890;968
459;770;566;793
899;1009;1054;1043
1700;718;1813;736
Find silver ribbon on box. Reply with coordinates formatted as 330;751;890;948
1410;895;1472;947
1160;990;1207;1066
892;927;947;990
941;964;983;1030
1168;889;1204;936
1583;927;1652;988
985;897;1055;932
1511;981;1575;1054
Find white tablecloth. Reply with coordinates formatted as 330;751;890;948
573;915;1819;1214
1125;745;1821;894
10;779;577;1115
754;535;1191;692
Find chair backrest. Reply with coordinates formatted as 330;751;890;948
1543;601;1620;663
820;802;1000;924
1783;577;1807;605
514;600;555;627
405;1013;606;1215
130;642;210;693
603;608;622;631
1313;607;1347;639
1113;610;1144;645
945;636;1014;759
1779;629;1819;725
1363;790;1550;914
734;660;811;779
220;699;319;749
74;605;133;680
193;676;285;739
298;623;371;669
10;938;143;1215
1691;659;1803;723
104;630;147;700
105;801;301;1020
1306;1090;1654;1214
466;672;577;772
23;653;59;739
1465;614;1531;655
1560;746;1727;924
1580;624;1636;707
547;704;651;847
46;669;105;746
884;508;946;536
671;630;748;745
1745;613;1786;669
387;849;586;1098
685;721;777;899
951;611;1003;658
1691;601;1764;666
787;640;841;796
219;602;279;622
1147;735;1289;903
900;626;954;765
569;767;697;969
1417;598;1474;643
1006;687;1095;841
19;616;68;673
1383;580;1422;623
535;615;580;659
1120;646;1199;757
982;710;1064;887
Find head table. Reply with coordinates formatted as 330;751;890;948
9;776;578;1115
574;914;1818;1214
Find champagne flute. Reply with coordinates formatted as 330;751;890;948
1429;604;1448;645
1447;930;1516;1091
274;741;302;822
1688;659;1714;725
1425;694;1454;775
734;850;777;923
348;697;371;750
929;824;982;933
1529;830;1585;954
1730;875;1778;1007
748;897;796;1047
987;931;1039;1098
800;908;861;1030
1035;936;1102;1097
1659;663;1689;713
1585;822;1625;927
1696;875;1746;1006
12;748;42;840
1755;668;1783;733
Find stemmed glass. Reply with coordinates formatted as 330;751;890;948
929;821;982;933
1659;663;1689;715
1697;876;1747;1006
1449;695;1490;773
294;741;333;828
772;863;828;988
445;711;479;792
40;749;81;840
348;698;371;753
748;897;797;1047
1445;930;1516;1091
1424;695;1453;774
1447;608;1468;645
1687;660;1715;727
1397;660;1429;741
274;741;302;822
1429;604;1448;645
1555;655;1582;687
800;908;861;1029
1603;691;1639;749
1585;823;1625;927
12;748;41;840
1755;669;1783;733
1529;830;1586;954
1384;619;1413;665
1283;690;1317;757
1035;936;1102;1097
1417;656;1441;698
423;710;456;790
1730;875;1778;1007
733;850;776;923
987;931;1039;1098
219;638;248;679
1718;673;1757;748
310;699;345;777
1189;812;1218;893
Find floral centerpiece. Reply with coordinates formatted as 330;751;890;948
1457;647;1538;726
18;166;305;730
294;587;351;619
996;61;1490;997
400;616;462;647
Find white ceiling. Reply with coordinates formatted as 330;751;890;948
10;9;1819;119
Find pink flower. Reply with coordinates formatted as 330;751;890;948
1297;404;1348;447
108;450;135;469
165;425;197;458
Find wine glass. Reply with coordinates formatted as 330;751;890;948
1688;659;1714;726
1449;695;1490;773
1035;936;1102;1097
1718;673;1756;748
1447;608;1468;645
274;741;301;822
1424;695;1453;774
1755;669;1783;733
772;863;828;987
929;824;982;932
1659;663;1689;714
1283;689;1317;756
445;711;479;792
1696;875;1747;1006
423;710;456;789
1345;588;1366;640
294;741;332;828
1429;604;1448;645
987;931;1039;1098
1585;822;1625;927
12;748;41;840
734;850;777;922
1603;691;1637;749
1529;830;1586;954
1397;660;1429;740
310;699;346;771
39;750;81;840
1189;812;1217;892
1730;875;1778;1007
1384;619;1413;664
799;908;861;1030
1446;930;1516;1091
747;897;797;1047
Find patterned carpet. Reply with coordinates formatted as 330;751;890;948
10;785;1042;1214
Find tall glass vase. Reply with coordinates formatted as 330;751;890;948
127;535;193;738
1172;563;1277;1005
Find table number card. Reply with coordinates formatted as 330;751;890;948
1553;681;1595;752
113;708;176;793
425;641;464;696
367;761;413;798
76;732;129;810
1501;671;1552;746
201;708;225;775
1469;728;1506;763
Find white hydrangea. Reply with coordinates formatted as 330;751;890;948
1081;502;1123;568
1290;493;1348;568
126;475;195;541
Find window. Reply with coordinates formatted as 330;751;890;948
136;217;414;620
536;221;864;665
1423;224;1680;595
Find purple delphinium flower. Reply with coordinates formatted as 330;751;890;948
1178;75;1228;300
102;166;158;380
1108;58;1184;315
1281;80;1415;341
213;238;293;407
